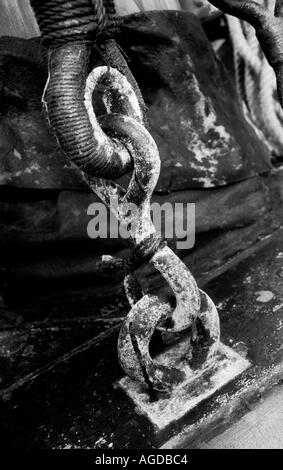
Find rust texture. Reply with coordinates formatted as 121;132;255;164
30;1;222;393
84;66;221;392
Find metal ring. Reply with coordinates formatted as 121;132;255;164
118;289;220;392
84;66;220;391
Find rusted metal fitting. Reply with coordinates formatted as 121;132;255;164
84;66;221;393
118;289;220;393
84;66;160;243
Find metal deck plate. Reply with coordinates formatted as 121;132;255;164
118;342;250;430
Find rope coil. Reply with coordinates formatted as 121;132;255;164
31;0;221;392
227;6;283;157
31;0;145;178
209;0;283;151
31;0;107;45
98;233;166;282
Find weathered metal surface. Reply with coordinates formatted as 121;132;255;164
84;65;212;390
83;66;159;244
0;3;281;449
118;289;220;394
0;229;282;448
162;230;283;448
1;9;281;303
82;64;251;406
118;342;250;430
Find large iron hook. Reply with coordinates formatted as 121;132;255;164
84;66;220;392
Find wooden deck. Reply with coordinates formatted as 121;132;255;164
201;384;283;449
1;228;282;449
0;0;282;449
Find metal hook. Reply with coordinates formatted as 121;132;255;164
84;66;220;392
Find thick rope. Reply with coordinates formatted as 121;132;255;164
98;233;166;282
45;43;135;178
30;1;220;387
31;0;146;116
30;0;146;177
225;1;283;156
31;0;107;46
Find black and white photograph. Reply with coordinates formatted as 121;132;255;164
0;0;282;455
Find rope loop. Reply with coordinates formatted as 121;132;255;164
225;2;283;156
98;233;166;282
31;2;221;393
